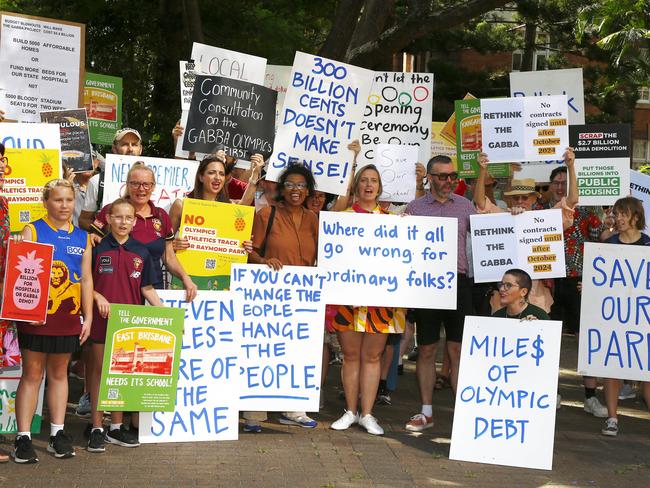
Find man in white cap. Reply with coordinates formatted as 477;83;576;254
78;128;143;230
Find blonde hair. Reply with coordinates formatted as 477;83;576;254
43;179;75;201
108;197;136;215
122;161;156;199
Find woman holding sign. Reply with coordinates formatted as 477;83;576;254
14;179;93;463
330;165;405;436
600;197;650;437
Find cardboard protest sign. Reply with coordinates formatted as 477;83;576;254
84;72;122;145
0;122;61;151
179;60;196;111
102;155;198;212
450;316;562;470
0;240;53;322
455;98;509;179
356;144;417;203
578;243;650;381
0;12;85;122
0;366;44;434
182;75;277;158
317;211;457;308
359;71;433;166
40;108;93;172
139;291;240;443
264;64;291;129
231;264;325;412
98;304;184;411
173;199;253;290
442;93;474;145
510;68;585;125
431;121;457;170
1;148;61;231
268;52;374;195
481;95;569;163
470;209;566;283
630;170;650;221
569;124;631;205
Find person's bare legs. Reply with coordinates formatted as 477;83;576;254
321;343;329;390
338;331;363;412
446;341;462;393
380;344;393;381
359;334;389;417
15;350;47;432
45;353;73;426
603;378;621;419
416;343;438;405
400;320;414;358
642;381;650;409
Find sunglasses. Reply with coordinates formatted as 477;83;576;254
429;172;458;182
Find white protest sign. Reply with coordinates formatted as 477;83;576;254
450;316;561;470
0;13;84;122
174;110;208;160
103;155;198;212
578;243;650;381
0;366;45;434
264;64;292;129
631;170;650;222
317;211;457;308
470;209;566;283
359;71;433;166
0;122;61;152
358;144;417;203
179;60;196;111
191;43;267;83
139;291;239;443
515;161;560;183
231;264;325;412
510;68;585;125
481;95;568;163
268;52;374;195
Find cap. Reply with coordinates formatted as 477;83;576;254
113;128;142;143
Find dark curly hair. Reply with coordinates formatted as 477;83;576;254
276;163;316;202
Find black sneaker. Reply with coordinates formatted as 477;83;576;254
105;426;139;447
47;430;75;459
87;428;106;453
83;422;92;440
12;435;38;464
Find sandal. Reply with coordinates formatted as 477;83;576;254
434;375;450;390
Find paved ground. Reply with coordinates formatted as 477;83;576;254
1;334;650;487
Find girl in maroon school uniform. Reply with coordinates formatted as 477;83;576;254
87;198;163;453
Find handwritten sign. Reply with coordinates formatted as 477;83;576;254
182;75;277;158
510;68;585;125
0;12;85;122
174;198;253;290
0;366;44;434
98;304;184;411
450;315;562;470
40;108;93;172
139;291;239;443
359;71;433;165
631;170;650;222
0;240;53;322
470;209;566;283
0;148;61;231
317;211;457;308
231;264;325;412
268;52;373;195
0;122;61;151
358;144;417;203
84;71;122;145
102;155;198;212
578;243;650;381
480;95;569;163
569;124;631;205
264;64;291;129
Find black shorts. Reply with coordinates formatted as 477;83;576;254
550;276;581;334
413;275;474;344
18;333;80;354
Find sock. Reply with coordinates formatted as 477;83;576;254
379;379;387;392
17;431;31;439
585;387;596;399
109;423;122;431
421;405;433;417
91;427;103;433
50;423;64;437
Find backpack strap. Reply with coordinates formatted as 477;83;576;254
258;205;276;258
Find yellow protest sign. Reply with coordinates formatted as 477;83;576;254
431;121;458;171
173;198;254;290
1;148;61;232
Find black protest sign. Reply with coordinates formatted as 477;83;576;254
569;124;631;159
182;75;277;159
40;108;93;172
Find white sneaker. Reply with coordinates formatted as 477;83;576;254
330;410;358;431
359;414;384;435
584;396;608;418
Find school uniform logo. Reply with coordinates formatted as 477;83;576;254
130;256;143;279
152;218;162;237
100;256;112;265
99;266;113;274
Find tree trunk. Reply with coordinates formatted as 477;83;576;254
318;0;366;60
520;22;537;71
183;0;204;45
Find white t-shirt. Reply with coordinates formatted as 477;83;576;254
82;173;101;213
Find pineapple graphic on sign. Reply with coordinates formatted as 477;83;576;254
40;151;54;178
13;251;44;310
234;208;246;232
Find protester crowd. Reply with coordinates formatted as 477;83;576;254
0;91;649;466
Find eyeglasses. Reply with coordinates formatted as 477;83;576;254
128;181;154;190
496;281;520;291
429;172;458;182
284;182;308;190
109;215;135;223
